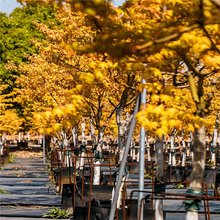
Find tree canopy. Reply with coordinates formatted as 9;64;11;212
0;4;59;132
17;0;220;135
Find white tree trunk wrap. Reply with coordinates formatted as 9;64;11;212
119;148;125;162
186;211;199;220
155;199;164;220
93;161;101;185
80;152;85;169
182;139;186;167
116;176;126;209
136;150;140;162
168;152;172;165
154;139;164;220
170;135;176;166
182;152;186;167
185;126;206;220
81;121;85;144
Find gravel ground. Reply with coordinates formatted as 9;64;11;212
11;150;43;158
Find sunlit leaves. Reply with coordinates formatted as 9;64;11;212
3;0;220;138
136;86;211;138
33;95;84;135
0;110;23;135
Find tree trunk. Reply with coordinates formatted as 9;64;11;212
0;135;3;155
154;138;165;220
116;108;123;148
90;120;96;144
81;121;86;144
45;135;51;154
93;161;101;185
182;137;186;167
185;126;206;220
72;126;78;148
147;141;151;161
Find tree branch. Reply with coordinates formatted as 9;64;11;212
203;68;220;78
177;51;203;78
175;69;220;88
201;25;220;54
134;24;200;54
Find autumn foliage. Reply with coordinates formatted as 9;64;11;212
0;0;219;138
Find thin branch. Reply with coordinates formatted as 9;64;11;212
176;84;191;89
203;68;220;78
134;18;220;55
177;51;203;77
124;96;136;108
84;97;97;118
103;108;117;128
134;24;200;54
201;26;220;54
199;65;207;72
108;98;118;108
174;79;189;86
176;68;220;88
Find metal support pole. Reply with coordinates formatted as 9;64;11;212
43;135;46;164
109;97;139;220
138;79;146;220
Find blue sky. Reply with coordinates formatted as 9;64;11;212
0;0;21;14
0;0;126;14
